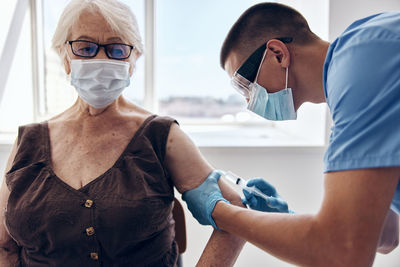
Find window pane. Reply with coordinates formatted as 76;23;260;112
156;0;263;121
41;0;145;118
0;3;33;133
0;1;17;54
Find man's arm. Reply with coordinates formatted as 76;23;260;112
212;168;400;267
0;140;20;266
165;124;245;266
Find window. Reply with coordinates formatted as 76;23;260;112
155;0;329;146
155;0;256;122
0;0;329;146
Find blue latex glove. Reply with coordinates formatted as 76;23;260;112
242;178;294;213
182;170;230;229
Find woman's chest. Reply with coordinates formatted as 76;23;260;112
50;126;134;189
6;180;174;252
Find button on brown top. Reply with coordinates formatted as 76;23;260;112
90;252;99;260
86;227;95;236
84;199;93;208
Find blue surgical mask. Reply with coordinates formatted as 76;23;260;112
70;59;131;109
247;63;297;121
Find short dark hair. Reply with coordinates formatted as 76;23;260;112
220;2;318;69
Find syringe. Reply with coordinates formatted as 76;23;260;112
221;171;274;208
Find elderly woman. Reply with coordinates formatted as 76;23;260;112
0;0;245;266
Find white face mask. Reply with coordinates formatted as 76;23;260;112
70;59;131;109
247;67;297;120
247;49;297;121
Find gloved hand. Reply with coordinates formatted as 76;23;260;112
182;170;230;229
242;178;294;213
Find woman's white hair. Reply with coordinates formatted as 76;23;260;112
52;0;144;61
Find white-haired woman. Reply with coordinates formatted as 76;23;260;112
0;0;244;266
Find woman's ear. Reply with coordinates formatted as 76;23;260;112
129;61;134;76
266;39;291;68
129;64;136;76
64;58;71;75
62;48;71;75
129;51;139;76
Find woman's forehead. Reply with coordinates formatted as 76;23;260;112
70;11;120;42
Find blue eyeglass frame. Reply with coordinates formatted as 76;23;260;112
231;37;293;98
67;40;135;60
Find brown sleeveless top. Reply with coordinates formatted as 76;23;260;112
5;115;178;267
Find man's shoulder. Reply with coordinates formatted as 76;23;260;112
324;11;400;96
335;11;400;50
347;11;399;34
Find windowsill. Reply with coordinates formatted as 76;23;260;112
0;125;326;149
182;125;326;148
0;132;16;146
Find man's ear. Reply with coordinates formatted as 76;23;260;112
266;39;290;68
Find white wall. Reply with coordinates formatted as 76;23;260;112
0;145;11;174
329;0;400;40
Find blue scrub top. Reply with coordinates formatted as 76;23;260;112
323;11;400;214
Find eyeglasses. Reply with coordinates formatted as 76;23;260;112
231;37;293;98
67;40;134;60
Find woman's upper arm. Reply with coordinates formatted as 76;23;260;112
164;124;243;204
165;124;246;266
164;123;213;193
1;138;18;207
0;139;18;245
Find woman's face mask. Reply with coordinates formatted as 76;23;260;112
70;59;131;109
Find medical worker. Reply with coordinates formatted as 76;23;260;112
182;3;400;266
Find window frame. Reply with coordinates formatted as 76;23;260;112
31;0;46;121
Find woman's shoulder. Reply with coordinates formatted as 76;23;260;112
17;122;46;142
121;103;178;128
137;115;178;139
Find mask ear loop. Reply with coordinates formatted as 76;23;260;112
254;48;268;83
249;47;268;101
285;66;289;89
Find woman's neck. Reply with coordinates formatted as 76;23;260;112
75;96;125;117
